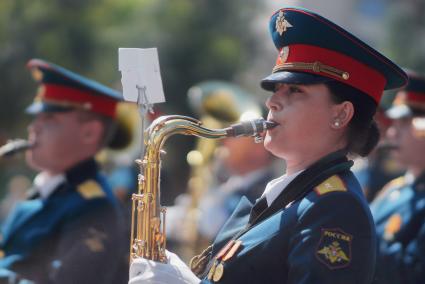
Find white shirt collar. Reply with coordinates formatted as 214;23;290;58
261;169;304;206
33;172;66;199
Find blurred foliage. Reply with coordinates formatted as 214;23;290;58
384;1;425;74
0;0;263;133
1;0;424;202
0;0;264;202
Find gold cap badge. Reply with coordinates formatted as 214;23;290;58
276;10;293;36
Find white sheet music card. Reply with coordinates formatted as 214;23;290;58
118;48;165;104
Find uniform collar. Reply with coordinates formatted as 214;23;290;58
261;169;304;206
65;158;98;185
33;172;66;200
32;158;99;199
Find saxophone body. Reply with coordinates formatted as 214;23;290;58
130;114;275;263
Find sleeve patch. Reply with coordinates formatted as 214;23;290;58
314;175;347;196
315;228;352;269
84;228;107;252
77;180;105;199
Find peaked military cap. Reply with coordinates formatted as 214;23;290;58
387;70;425;119
261;7;407;106
26;59;122;118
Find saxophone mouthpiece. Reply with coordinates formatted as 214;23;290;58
225;118;278;137
0;139;33;158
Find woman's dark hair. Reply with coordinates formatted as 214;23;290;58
325;80;380;157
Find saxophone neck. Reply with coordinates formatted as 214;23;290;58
145;115;277;146
145;115;228;148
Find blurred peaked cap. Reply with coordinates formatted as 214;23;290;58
187;80;263;123
260;7;408;106
26;58;123;118
387;70;425;119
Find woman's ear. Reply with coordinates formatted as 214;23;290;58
331;101;354;129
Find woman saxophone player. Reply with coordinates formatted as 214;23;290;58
129;7;407;284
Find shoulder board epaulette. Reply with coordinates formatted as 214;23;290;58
77;180;105;199
314;175;347;196
373;176;406;201
386;176;406;189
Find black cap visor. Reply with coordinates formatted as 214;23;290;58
261;71;332;91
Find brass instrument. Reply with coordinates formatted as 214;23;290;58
130;115;275;262
0;139;33;159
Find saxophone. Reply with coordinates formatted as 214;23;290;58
130;115;276;262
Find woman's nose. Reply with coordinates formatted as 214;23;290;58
266;93;279;111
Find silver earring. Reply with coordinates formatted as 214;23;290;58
334;121;341;127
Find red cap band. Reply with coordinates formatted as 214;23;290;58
38;84;117;118
406;91;425;104
274;44;387;103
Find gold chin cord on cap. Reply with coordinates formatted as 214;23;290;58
273;61;350;80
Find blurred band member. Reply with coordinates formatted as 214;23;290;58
0;59;127;284
371;70;425;284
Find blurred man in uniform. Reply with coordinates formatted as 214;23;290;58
197;135;276;242
371;70;425;283
353;106;405;202
0;59;128;284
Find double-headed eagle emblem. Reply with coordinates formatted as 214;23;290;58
276;10;293;36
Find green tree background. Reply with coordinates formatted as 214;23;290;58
0;0;265;204
0;0;424;205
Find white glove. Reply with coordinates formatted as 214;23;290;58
129;250;201;284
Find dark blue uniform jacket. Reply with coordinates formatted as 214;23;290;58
0;158;128;284
371;172;425;284
198;151;376;284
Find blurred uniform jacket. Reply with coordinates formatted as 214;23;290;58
197;151;376;284
198;168;276;240
0;158;128;284
370;172;425;283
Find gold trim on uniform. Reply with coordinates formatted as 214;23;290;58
189;245;213;276
273;61;349;81
384;213;402;241
31;67;44;82
213;262;224;282
77;180;105;199
317;241;350;264
205;240;243;282
84;228;107;252
314;175;347;196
